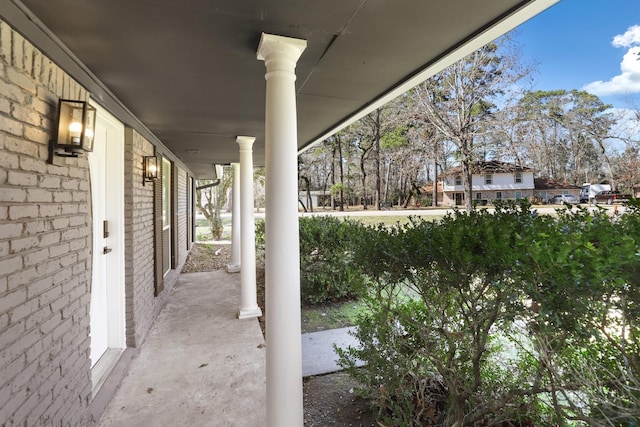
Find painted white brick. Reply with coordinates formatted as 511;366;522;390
10;236;39;252
50;217;70;230
5;136;40;157
11;388;40;425
38;175;61;189
0;241;9;257
25;302;54;330
26;276;53;299
60;179;79;191
0;97;9;115
24;220;49;235
52;191;72;203
0;187;27;202
27;188;53;203
52;267;71;285
68;215;85;227
0;79;27;104
0;255;23;275
7;67;36;94
0;319;25;351
39;204;62;217
24;335;46;364
38;231;60;246
11;31;25;69
23;247;49;266
0;151;19;168
0;115;23;136
9;296;38;324
0;287;27;311
48;242;70;258
7;267;36;290
0;222;23;238
61;204;79;215
0;22;11;63
19;156;46;174
0;369;27;419
9;204;39;219
7;170;38;186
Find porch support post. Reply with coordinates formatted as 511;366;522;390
237;137;262;319
257;33;307;427
227;162;241;273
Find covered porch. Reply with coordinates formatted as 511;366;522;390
0;1;561;425
96;269;267;427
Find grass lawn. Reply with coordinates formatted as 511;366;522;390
344;215;442;227
301;299;369;334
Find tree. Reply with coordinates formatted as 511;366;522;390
412;36;529;211
195;166;232;240
513;90;617;185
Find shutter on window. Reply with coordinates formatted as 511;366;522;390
154;153;164;296
171;163;178;269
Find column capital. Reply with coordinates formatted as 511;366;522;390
236;135;255;151
257;33;307;74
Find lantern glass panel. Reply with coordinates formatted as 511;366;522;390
83;104;96;152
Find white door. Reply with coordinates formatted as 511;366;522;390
88;105;125;384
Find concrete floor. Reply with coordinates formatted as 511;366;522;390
98;271;266;427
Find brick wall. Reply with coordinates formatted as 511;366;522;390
0;18;195;426
123;131;190;348
0;21;93;425
123;128;157;347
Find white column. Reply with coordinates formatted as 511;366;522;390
257;33;307;427
227;162;241;273
237;137;262;319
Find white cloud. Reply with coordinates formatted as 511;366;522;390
612;25;640;48
583;26;640;96
583;47;640;95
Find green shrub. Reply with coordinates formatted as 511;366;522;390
298;216;365;305
254;216;366;305
338;200;640;425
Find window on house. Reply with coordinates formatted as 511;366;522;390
485;174;492;184
476;192;482;200
515;173;522;183
496;191;502;200
515;191;522;200
455;175;462;185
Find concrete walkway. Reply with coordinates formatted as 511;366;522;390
301;326;364;377
98;271;266;427
97;268;364;426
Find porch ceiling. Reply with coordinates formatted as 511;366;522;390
6;0;558;178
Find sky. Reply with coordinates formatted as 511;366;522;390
513;0;640;110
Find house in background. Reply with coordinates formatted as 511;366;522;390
0;1;560;425
533;178;581;203
441;161;536;206
419;181;445;206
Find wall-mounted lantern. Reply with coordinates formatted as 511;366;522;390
143;155;159;185
48;99;96;162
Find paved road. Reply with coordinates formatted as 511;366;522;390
299;204;627;218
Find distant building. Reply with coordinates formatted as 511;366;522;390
441;161;536;206
533;178;581;203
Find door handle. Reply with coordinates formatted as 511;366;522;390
103;247;112;254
